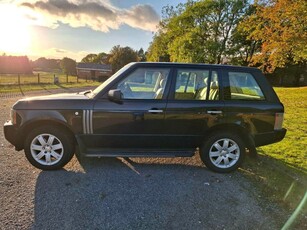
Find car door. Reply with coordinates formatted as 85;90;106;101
88;67;172;149
163;68;224;149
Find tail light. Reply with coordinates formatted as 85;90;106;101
10;109;17;124
10;109;20;125
274;113;284;130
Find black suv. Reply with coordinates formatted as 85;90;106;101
4;62;286;172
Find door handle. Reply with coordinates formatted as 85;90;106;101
207;110;222;114
148;109;163;113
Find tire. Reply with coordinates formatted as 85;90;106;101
200;132;245;173
24;126;75;170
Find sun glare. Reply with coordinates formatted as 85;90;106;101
0;5;31;55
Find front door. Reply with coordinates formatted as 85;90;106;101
90;67;171;149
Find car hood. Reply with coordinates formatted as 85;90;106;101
13;92;93;110
19;92;89;101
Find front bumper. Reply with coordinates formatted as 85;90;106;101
4;121;23;151
254;128;287;147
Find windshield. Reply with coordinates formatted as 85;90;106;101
90;63;134;97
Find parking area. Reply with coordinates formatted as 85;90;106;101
0;88;292;229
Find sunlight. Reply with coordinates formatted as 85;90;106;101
0;5;31;55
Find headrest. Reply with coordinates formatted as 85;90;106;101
160;79;166;87
211;81;218;90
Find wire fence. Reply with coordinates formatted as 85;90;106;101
0;72;96;85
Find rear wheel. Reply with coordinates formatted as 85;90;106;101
200;132;245;173
24;126;75;170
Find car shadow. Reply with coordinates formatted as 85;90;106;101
32;152;286;230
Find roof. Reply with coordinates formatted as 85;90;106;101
129;62;259;72
76;63;112;71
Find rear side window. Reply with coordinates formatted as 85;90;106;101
227;72;265;100
174;69;219;100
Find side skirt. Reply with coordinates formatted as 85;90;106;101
76;136;196;158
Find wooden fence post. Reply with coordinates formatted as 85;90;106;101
38;73;40;84
77;75;79;83
66;74;68;83
18;74;20;85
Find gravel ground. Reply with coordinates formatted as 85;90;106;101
0;87;295;230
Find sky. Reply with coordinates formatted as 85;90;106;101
0;0;185;61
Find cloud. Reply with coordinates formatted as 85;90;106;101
20;0;160;32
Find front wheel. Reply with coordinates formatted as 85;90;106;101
24;126;75;170
200;132;245;173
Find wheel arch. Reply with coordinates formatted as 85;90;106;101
20;119;77;149
204;123;255;151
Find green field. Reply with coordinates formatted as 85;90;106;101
0;71;101;93
258;87;307;170
241;87;306;216
0;71;85;84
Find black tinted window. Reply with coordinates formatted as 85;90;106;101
174;69;219;100
227;72;265;100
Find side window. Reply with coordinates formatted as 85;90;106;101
174;69;209;100
116;68;170;99
228;72;265;100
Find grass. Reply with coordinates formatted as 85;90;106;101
258;87;307;171
0;71;101;93
0;71;83;84
0;82;101;93
239;87;307;228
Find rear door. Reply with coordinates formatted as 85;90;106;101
163;67;224;149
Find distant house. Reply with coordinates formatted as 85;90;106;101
0;56;32;74
76;63;112;81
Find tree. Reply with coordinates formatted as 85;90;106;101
109;46;138;72
0;56;32;74
33;57;60;70
60;57;76;75
146;33;170;62
81;54;98;63
81;52;109;64
240;0;307;73
96;52;110;64
228;4;261;66
147;0;249;64
138;48;147;62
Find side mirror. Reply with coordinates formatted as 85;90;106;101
108;89;123;103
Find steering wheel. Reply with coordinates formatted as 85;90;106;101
119;82;133;98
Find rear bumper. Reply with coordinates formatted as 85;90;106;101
254;128;287;147
4;121;23;151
